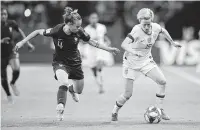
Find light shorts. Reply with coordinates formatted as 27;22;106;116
122;60;157;80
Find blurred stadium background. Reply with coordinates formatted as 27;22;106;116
1;1;200;130
1;1;200;65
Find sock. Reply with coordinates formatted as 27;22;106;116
96;71;103;88
156;93;165;109
2;79;11;96
57;85;68;106
112;94;128;114
11;70;20;85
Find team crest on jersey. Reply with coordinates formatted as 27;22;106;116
9;27;12;32
74;37;78;42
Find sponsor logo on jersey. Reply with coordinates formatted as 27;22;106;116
46;28;52;34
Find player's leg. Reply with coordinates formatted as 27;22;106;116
1;58;13;104
54;65;71;121
145;66;170;120
96;60;104;93
111;67;136;121
68;65;85;101
71;79;84;94
9;53;20;96
92;60;104;94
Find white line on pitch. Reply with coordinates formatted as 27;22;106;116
163;66;200;86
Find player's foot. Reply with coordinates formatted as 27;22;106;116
160;108;170;120
68;85;79;102
7;95;14;104
10;83;20;96
56;103;64;121
111;113;118;121
99;88;105;94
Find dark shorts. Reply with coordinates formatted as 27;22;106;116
9;52;19;59
1;52;19;70
52;62;84;80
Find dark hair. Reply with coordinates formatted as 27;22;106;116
63;7;82;24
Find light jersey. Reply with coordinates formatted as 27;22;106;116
123;23;162;69
84;23;108;67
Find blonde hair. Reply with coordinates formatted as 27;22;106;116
137;8;154;22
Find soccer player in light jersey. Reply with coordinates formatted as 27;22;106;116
84;12;113;94
14;7;120;121
111;8;181;121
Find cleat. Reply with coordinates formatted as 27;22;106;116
69;85;79;102
111;113;118;121
56;103;64;121
7;95;14;104
160;108;170;120
99;88;105;94
10;83;20;96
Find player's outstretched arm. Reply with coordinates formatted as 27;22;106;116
18;28;35;52
88;39;120;55
14;29;45;52
161;28;182;48
121;36;143;57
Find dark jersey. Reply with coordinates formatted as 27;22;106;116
43;23;90;67
1;20;19;58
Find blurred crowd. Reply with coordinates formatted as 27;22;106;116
1;1;200;64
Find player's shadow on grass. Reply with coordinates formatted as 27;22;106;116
2;119;200;128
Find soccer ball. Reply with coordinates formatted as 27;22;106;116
144;106;162;123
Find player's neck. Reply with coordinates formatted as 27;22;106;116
140;25;152;35
63;25;71;35
91;24;97;29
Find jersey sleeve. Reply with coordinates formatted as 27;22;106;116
153;23;163;34
127;26;138;42
77;27;90;42
43;27;58;38
43;24;62;37
10;20;19;32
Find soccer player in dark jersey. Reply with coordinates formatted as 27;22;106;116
1;7;35;104
14;7;120;121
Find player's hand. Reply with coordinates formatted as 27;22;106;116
27;42;35;52
14;41;24;52
109;47;120;55
173;42;182;48
1;37;10;44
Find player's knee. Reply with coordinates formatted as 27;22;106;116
124;91;133;99
76;89;83;94
157;79;167;85
74;81;84;94
59;85;68;91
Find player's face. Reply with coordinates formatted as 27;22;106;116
89;13;99;25
69;19;82;33
140;19;152;34
1;9;8;22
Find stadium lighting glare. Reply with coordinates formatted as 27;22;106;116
24;9;31;17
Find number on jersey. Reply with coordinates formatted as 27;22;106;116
57;39;63;49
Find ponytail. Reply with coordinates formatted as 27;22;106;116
63;7;82;24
